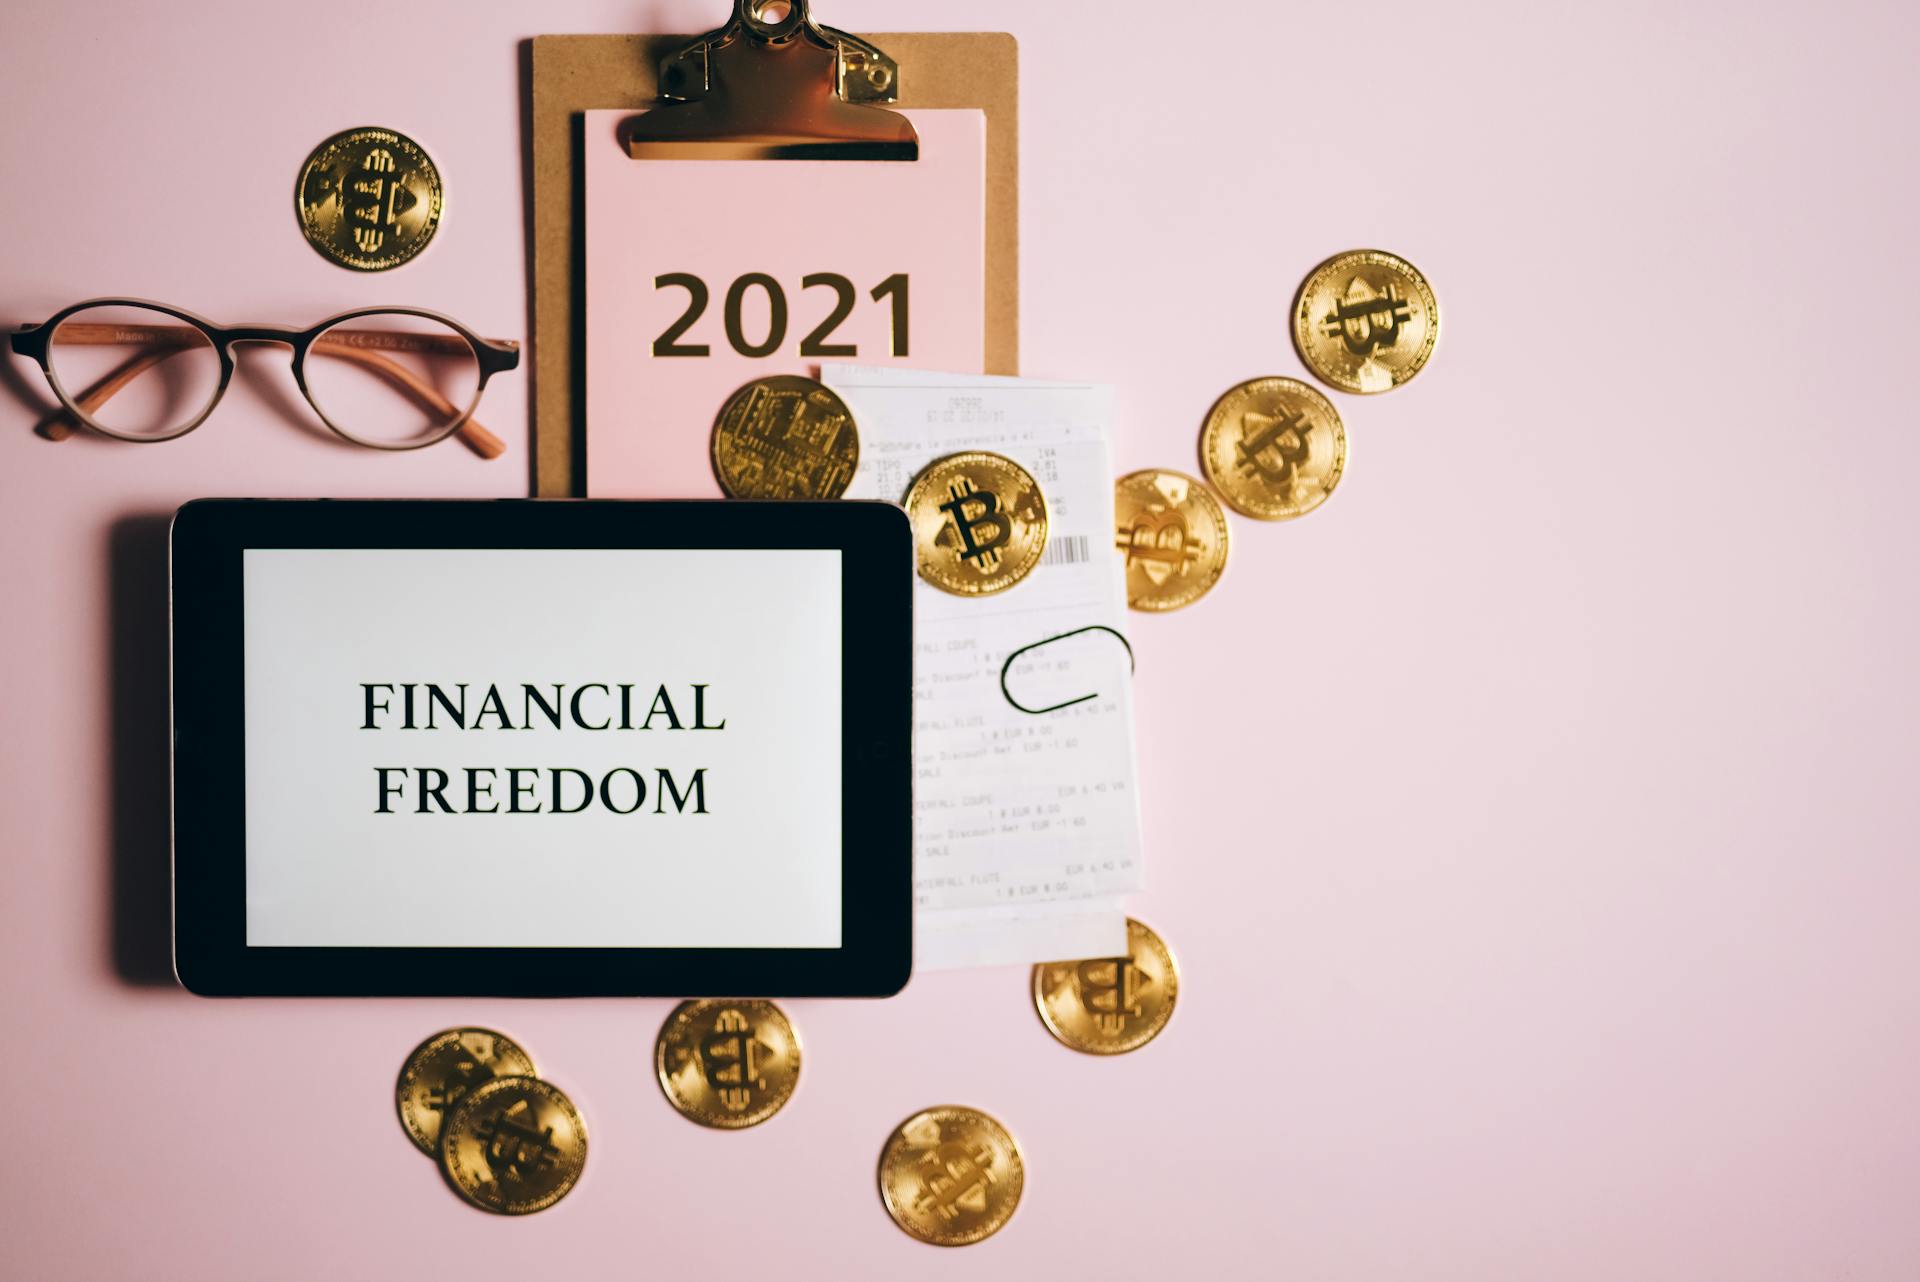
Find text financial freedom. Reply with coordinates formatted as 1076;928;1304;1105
360;682;723;817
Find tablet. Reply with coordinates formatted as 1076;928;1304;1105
170;499;912;997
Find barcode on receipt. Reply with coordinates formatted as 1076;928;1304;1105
1040;534;1091;566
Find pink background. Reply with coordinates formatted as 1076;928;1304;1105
2;1;1916;1277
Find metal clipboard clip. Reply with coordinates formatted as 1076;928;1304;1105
628;0;918;161
999;626;1137;716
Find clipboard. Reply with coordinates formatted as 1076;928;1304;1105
530;6;1018;497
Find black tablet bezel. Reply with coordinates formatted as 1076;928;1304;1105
170;498;912;997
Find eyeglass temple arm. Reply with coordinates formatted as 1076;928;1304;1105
310;342;506;460
35;347;172;442
38;323;508;459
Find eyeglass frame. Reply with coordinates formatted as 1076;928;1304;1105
9;298;521;456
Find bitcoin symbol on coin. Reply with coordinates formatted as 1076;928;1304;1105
903;451;1049;596
1200;377;1347;521
1033;918;1181;1054
1123;509;1198;576
477;1099;563;1185
425;1053;490;1113
700;1006;774;1113
1292;248;1439;393
440;1076;588;1215
1323;276;1413;357
1074;957;1146;1037
655;999;801;1128
344;146;419;256
915;1142;998;1222
1113;470;1229;611
877;1106;1025;1246
1234;407;1313;487
939;479;1010;569
295;127;443;272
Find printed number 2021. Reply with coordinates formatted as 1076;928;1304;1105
652;272;908;359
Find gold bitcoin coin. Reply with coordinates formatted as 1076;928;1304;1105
1033;917;1180;1055
295;127;443;271
395;1027;538;1156
877;1106;1025;1246
655;999;801;1129
1292;248;1439;393
903;451;1048;596
711;375;859;499
1114;469;1230;611
440;1075;587;1215
1200;376;1347;520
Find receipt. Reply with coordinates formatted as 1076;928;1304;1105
916;897;1132;971
827;365;1142;967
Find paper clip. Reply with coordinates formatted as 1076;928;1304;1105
999;625;1136;715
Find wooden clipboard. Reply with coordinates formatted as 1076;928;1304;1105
530;29;1018;497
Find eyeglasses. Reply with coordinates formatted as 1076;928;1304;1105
10;299;520;458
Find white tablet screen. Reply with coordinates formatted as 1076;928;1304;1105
240;547;842;948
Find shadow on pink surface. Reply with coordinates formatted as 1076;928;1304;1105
107;513;175;985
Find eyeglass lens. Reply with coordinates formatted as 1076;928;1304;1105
303;313;483;448
48;304;222;440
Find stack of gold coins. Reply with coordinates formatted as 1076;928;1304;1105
395;1027;587;1215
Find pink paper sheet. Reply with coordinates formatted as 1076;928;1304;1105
584;108;985;497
